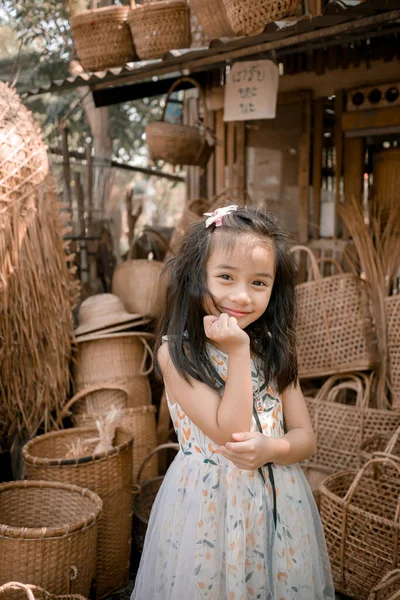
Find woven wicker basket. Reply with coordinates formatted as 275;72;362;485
191;0;234;38
222;0;303;36
112;229;169;318
146;76;215;168
0;582;86;600
320;456;400;599
292;245;377;379
387;294;400;408
368;570;400;600
128;0;190;60
22;429;133;600
72;389;159;483
132;443;179;552
70;2;137;72
0;481;101;597
72;334;153;411
303;374;400;475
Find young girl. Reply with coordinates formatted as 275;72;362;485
132;205;334;599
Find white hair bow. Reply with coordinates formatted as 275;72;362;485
203;205;238;228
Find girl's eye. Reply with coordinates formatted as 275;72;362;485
218;274;232;281
253;280;267;287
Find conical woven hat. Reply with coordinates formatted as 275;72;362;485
75;293;144;336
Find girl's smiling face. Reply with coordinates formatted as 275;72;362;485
205;232;276;329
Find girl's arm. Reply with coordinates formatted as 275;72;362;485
158;314;254;446
218;382;316;467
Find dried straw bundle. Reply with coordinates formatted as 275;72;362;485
340;195;400;409
0;83;78;450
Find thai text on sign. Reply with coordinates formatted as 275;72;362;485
224;60;279;122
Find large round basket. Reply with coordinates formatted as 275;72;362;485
222;0;303;36
73;394;159;483
22;428;133;600
320;457;400;599
132;444;179;553
146;77;214;168
72;334;153;411
70;4;137;72
0;582;87;600
128;0;190;60
0;481;102;597
291;245;377;379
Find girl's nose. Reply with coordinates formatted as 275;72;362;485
229;291;251;305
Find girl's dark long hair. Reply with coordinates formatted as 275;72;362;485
155;206;298;394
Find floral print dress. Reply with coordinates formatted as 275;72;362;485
132;345;334;600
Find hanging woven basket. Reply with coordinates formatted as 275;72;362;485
70;2;137;72
146;76;215;168
222;0;303;36
128;0;190;60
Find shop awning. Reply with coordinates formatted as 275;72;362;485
21;0;400;105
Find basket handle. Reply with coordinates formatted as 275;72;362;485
290;244;322;282
315;373;370;408
0;583;36;600
128;227;173;260
343;456;400;523
384;426;400;456
316;256;344;274
325;380;368;409
56;383;129;426
135;443;180;485
161;77;207;123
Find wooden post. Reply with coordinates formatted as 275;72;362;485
215;109;225;194
227;122;235;188
85;143;93;224
60;125;72;211
206;110;216;200
343;137;365;240
297;91;312;243
235;121;246;192
307;0;323;18
312;98;324;239
334;90;344;237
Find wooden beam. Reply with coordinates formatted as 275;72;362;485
334;90;344;237
297;91;312;242
343;136;365;239
215;109;226;194
312;98;324;239
342;105;400;132
49;147;184;182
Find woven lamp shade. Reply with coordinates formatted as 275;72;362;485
0;83;77;451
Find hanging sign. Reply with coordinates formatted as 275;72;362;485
224;59;279;122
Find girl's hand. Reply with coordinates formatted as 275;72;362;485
204;313;249;351
217;431;278;470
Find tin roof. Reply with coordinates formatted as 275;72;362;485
21;0;400;102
